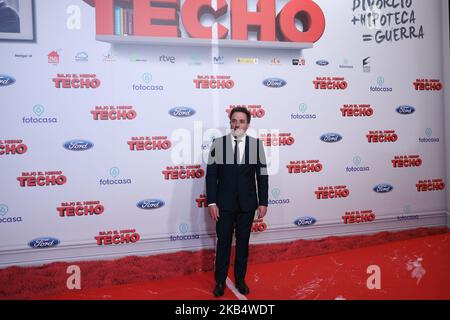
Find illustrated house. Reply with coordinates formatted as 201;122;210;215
48;51;60;65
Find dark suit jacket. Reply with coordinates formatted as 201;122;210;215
206;135;268;212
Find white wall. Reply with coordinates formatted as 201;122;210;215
0;0;448;267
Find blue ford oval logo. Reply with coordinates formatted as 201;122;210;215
28;237;60;249
316;60;329;66
63;140;94;151
0;74;16;87
137;199;165;210
294;216;317;226
320;133;343;143
396;105;415;115
169;107;196;118
263;78;287;88
373;184;394;193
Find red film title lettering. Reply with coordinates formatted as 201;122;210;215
413;80;442;91
91;110;137;120
91;0;325;43
264;136;295;147
194;78;235;89
182;0;228;38
227;106;265;118
128;140;172;151
57;204;104;217
287;163;323;173
315;188;349;199
342;211;376;224
0;143;28;155
313;78;348;90
416;180;446;192
366;132;398;143
53;77;101;89
95;232;141;245
195;195;207;208
162;169;205;180
341;105;374;117
17;175;67;187
276;0;325;42
134;0;181;37
392;157;422;168
231;0;276;41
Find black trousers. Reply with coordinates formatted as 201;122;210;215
214;209;255;284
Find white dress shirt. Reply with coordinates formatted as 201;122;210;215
231;133;246;164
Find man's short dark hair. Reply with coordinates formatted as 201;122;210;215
230;107;251;124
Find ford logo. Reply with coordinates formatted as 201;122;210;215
396;105;415;115
169;107;196;118
320;133;343;143
316;60;329;66
294;216;317;226
0;74;16;87
373;184;394;193
63;140;94;151
263;78;287;88
137;199;165;210
28;237;60;249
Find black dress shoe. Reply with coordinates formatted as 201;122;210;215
213;282;225;297
235;280;250;295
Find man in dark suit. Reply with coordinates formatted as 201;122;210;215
206;107;268;297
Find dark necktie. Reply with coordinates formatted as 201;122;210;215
234;139;240;165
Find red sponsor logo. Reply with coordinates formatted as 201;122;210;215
313;77;348;90
366;130;398;143
57;200;104;217
53;74;101;89
48;51;60;65
413;79;442;91
416;179;446;192
87;0;325;43
287;160;323;174
195;194;207;208
226;105;265;118
341;104;374;117
0;139;28;156
162;165;205;180
95;229;140;245
251;218;267;233
17;171;67;187
342;210;376;224
315;186;349;199
91;106;137;120
392;155;422;168
194;75;234;89
128;136;172;151
260;133;295;147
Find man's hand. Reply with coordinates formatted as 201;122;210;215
257;205;267;219
208;205;220;222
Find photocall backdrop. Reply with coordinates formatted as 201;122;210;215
0;0;447;267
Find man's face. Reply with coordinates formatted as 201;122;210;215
230;111;249;138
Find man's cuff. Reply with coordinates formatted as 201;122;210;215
208;203;217;207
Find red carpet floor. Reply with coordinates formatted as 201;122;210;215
1;227;449;300
45;231;450;300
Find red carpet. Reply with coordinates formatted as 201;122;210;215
40;231;450;300
0;227;448;300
